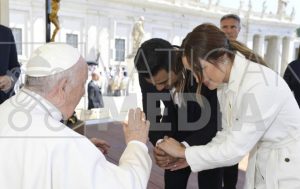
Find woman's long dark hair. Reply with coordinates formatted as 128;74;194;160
182;23;267;97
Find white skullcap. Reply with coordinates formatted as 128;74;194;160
26;43;81;77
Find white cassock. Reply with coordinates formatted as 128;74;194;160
0;88;151;189
185;53;300;189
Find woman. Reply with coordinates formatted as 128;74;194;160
158;24;300;189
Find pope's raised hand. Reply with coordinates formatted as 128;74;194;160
123;108;150;144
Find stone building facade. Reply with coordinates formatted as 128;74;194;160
1;0;299;75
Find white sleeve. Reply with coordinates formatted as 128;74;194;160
185;125;263;172
51;137;152;189
118;141;152;189
181;141;190;148
185;83;284;172
155;139;164;146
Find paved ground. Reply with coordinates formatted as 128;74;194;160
83;122;248;189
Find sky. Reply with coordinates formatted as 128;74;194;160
202;0;300;25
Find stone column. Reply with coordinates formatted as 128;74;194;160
281;36;292;76
253;34;265;57
0;0;9;26
264;35;282;73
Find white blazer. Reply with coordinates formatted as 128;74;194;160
185;52;300;189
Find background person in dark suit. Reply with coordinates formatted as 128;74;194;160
88;71;104;109
134;38;222;189
283;45;300;108
0;24;20;104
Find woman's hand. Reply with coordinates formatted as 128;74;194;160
153;146;178;168
157;136;186;159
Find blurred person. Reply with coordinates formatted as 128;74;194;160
88;70;104;109
220;14;241;40
120;71;129;96
107;67;114;96
0;24;20;104
283;45;300;107
112;69;122;96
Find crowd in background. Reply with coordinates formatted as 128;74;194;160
88;65;130;97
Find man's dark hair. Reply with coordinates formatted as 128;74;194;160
134;38;178;78
220;14;241;23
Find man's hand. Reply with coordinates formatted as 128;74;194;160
163;158;189;171
0;75;12;91
123;108;150;144
90;138;110;155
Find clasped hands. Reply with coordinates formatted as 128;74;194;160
154;136;189;171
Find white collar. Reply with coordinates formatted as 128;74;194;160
223;52;251;94
21;88;63;121
170;87;183;107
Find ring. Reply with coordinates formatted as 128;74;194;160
173;164;177;168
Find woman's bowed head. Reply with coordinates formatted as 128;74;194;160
180;23;266;90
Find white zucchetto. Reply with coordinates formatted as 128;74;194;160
26;43;81;77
